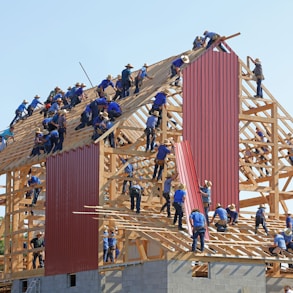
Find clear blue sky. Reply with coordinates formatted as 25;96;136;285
0;1;293;214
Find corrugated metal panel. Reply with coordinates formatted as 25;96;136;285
175;141;209;239
45;144;100;276
183;42;239;210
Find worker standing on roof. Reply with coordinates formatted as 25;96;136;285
121;63;134;98
134;63;153;94
203;31;227;52
149;89;170;128
189;208;206;252
173;183;187;231
10;99;29;126
27;95;43;116
170;55;189;86
160;171;178;218
192;36;205;50
248;56;264;98
145;110;159;152
200;180;212;226
255;204;269;235
97;75;116;98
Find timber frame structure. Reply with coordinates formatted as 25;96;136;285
0;37;293;289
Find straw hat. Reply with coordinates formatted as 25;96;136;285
163;139;171;145
36;232;43;237
228;203;236;211
152;110;160;117
205;180;212;187
35;95;40;99
23;99;29;104
216;203;222;208
125;63;134;68
43;129;50;135
107;74;113;80
117;74;122;79
61;109;67;115
255;58;261;64
259;204;266;209
75;82;81;87
81;83;86;88
178;183;186;190
143;63;149;68
181;55;190;64
35;127;42;133
67;86;72;90
284;228;292;236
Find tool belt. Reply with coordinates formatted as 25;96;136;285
155;159;165;166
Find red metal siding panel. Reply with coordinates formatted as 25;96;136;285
45;144;100;276
183;42;239;210
175;141;209;239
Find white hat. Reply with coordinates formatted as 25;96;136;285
181;55;190;64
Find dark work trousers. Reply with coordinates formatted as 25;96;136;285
173;202;183;229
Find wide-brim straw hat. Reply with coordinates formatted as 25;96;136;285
205;180;212;187
107;74;112;80
153;110;160;117
35;127;42;133
163;139;171;145
216;203;222;208
259;204;266;209
228;203;236;211
284;228;292;236
255;58;261;64
42;130;50;135
178;183;186;190
125;63;134;68
181;55;190;64
35;95;40;99
23;99;29;104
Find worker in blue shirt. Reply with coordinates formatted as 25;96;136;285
281;228;293;251
121;63;134;98
97;75;116;97
153;139;172;181
152;139;173;181
160;171;178;217
134;63;153;94
113;75;123;101
255;204;269;235
0;126;15;142
103;231;109;262
107;99;122;121
173;183;186;231
27;95;43;116
10;99;29;126
145;111;159;152
189;208;206;252
203;30;227;52
149;89;170;128
170;55;189;79
28;175;42;206
211;203;228;231
192;36;205;50
129;182;143;214
269;230;286;256
119;156;134;194
200;180;212;226
286;212;293;231
107;231;118;262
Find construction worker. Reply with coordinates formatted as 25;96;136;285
255;204;269;235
